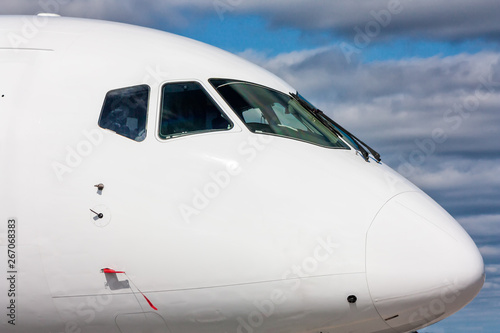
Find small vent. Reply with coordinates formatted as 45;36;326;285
384;314;399;321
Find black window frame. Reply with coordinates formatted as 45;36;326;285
98;84;150;142
158;81;233;140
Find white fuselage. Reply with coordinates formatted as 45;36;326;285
0;16;484;333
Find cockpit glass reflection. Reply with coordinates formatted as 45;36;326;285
210;79;349;149
160;81;232;139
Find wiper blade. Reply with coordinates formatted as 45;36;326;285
291;92;381;162
316;110;371;161
290;93;343;140
319;110;380;162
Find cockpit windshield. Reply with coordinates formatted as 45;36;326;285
210;79;349;149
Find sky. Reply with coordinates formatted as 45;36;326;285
2;1;500;332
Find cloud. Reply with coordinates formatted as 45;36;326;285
459;215;500;238
405;160;500;215
480;246;500;260
0;0;201;30
239;0;500;42
3;0;500;43
485;264;500;274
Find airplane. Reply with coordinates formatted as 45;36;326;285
0;14;484;333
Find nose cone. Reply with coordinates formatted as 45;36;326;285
366;192;484;332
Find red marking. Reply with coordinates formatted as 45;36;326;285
100;268;158;310
101;268;125;274
142;293;158;311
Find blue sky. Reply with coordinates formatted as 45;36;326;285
176;15;500;61
3;1;500;332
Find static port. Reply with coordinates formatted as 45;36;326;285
347;295;357;304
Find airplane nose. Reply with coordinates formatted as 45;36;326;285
366;192;485;332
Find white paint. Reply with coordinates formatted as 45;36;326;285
0;15;484;333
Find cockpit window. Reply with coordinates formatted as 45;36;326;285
210;79;349;149
98;85;150;142
159;82;233;139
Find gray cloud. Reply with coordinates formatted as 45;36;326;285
0;0;199;30
2;0;500;43
460;215;500;238
485;264;500;275
242;0;500;42
481;246;500;258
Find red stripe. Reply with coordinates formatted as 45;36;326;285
102;268;125;274
142;294;158;311
100;268;157;310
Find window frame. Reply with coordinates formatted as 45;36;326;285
98;84;151;142
156;80;237;141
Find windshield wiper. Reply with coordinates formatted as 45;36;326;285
291;92;381;162
318;110;381;162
